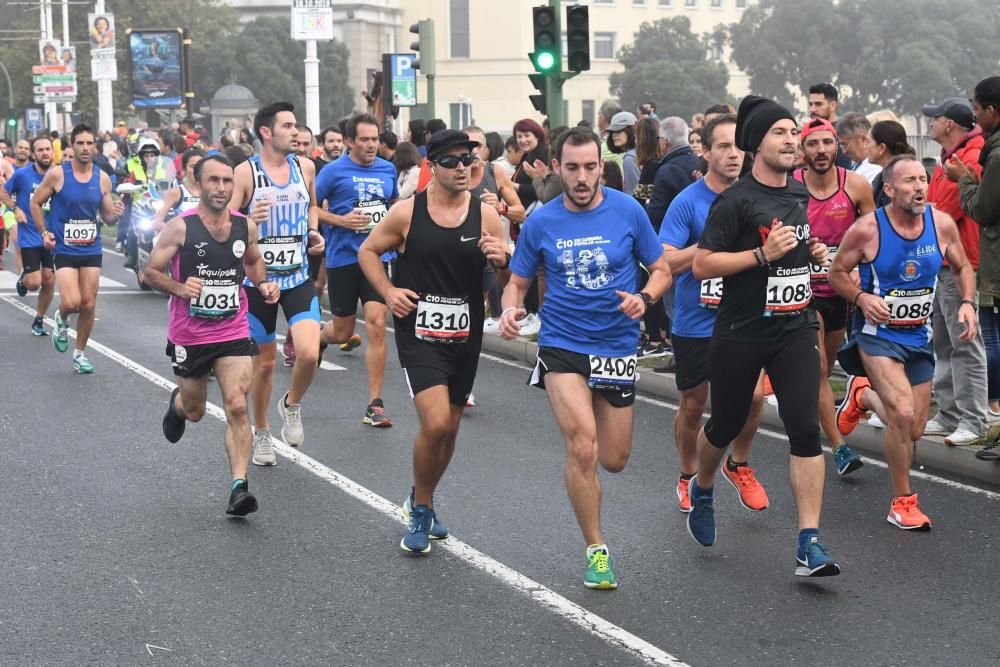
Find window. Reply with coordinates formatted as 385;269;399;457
449;0;470;59
593;0;614;4
710;43;723;60
658;0;672;5
634;0;647;5
449;102;472;130
593;32;616;59
582;100;596;127
736;0;747;7
711;0;722;7
684;0;696;6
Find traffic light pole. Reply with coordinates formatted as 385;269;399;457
540;0;578;128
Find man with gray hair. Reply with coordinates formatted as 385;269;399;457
837;112;881;184
597;99;623;169
646;117;697;230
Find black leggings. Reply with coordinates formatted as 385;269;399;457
704;326;821;457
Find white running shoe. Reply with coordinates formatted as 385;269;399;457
944;428;981;447
466;393;476;408
923;418;952;436
278;392;304;447
868;413;886;429
483;318;501;335
252;429;277;466
988;409;1000;424
517;313;541;337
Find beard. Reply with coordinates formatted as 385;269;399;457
561;178;600;208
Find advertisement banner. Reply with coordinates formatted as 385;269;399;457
35;41;77;103
291;0;334;41
89;12;118;81
127;29;184;109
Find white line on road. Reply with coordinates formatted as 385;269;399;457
0;295;688;667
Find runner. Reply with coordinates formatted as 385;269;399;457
30;124;125;373
793;118;875;475
152;148;205;230
831;154;976;530
316;112;398;427
500;127;671;589
659;113;770;514
144;154;279;516
231;101;325;464
0;136;55;335
688;96;841;577
359;129;506;553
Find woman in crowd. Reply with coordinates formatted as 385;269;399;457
867;120;916;207
607;112;640;195
393;141;422;200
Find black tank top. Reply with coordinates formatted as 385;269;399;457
179;213;249;319
393;191;486;362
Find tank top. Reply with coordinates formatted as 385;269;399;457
243;154;311;291
393;191;486;365
793;166;858;297
469;164;498;199
49;162;103;256
168;212;250;346
176;183;200;216
857;206;941;346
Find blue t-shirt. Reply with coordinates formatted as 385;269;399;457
510;187;664;357
658;179;719;338
315;155;398;269
4;165;47;249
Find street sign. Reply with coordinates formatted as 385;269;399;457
390;54;417;107
31;62;77;104
26;108;42;132
291;0;334;41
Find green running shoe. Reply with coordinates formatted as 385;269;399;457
53;311;69;353
584;545;618;590
73;353;95;374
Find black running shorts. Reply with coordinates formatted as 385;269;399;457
20;247;54;274
53;253;102;270
166;338;259;379
529;346;636;408
326;262;388;317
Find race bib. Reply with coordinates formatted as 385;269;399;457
764;266;811;316
884;287;934;329
259;235;303;274
588;354;637;391
356;198;388;233
189;281;240;320
64;218;98;246
699;277;724;309
415;295;470;344
810;245;837;281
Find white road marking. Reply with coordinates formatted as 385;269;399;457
0;269;125;289
0;295;688;667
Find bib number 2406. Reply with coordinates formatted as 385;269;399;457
588;355;637;390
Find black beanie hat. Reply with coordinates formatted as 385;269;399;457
736;95;796;153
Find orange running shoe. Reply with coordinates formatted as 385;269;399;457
763;374;774;396
720;458;769;511
887;493;932;531
836;375;871;436
676;476;692;513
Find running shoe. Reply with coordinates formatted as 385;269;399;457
887;493;932;530
836;375;871;436
833;444;864;476
584;545;618;590
53;311;69;353
988;409;1000;424
637;341;668;358
676;476;692;513
162;387;186;443
282;335;296;367
686;479;716;546
795;535;841;577
340;333;362;352
15;274;27;297
252;428;277;466
653;355;676;374
31;317;48;336
482;318;501;335
363;398;392;427
945;428;980;446
401;488;448;540
73;352;95;374
517;313;541;337
868;413;886;429
226;479;258;516
720;458;768;511
976;439;1000;461
400;503;433;554
278;392;304;447
922;418;952;436
465;393;476;408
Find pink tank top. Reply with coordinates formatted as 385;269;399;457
793;167;857;298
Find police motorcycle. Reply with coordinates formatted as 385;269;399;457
116;155;176;289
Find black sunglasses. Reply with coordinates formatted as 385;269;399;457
433;153;475;169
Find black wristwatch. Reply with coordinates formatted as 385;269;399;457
637;291;654;310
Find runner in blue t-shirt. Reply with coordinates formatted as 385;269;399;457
0;136;55;334
30;125;125;374
658;114;769;515
316;112;399;427
500;127;670;590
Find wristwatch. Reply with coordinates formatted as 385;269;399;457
637;291;654;310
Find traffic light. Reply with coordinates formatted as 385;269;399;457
6;116;15;129
565;5;590;72
531;5;558;73
529;73;547;115
408;19;436;77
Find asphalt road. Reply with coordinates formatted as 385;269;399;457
1;247;998;666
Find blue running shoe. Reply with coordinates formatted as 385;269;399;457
402;489;448;540
833;444;864;476
401;503;433;554
687;478;716;547
31;317;48;336
795;534;841;577
15;275;27;297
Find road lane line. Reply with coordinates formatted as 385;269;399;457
0;295;688;667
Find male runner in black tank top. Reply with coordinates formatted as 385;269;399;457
359;130;508;554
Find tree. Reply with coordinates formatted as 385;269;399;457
609;17;729;123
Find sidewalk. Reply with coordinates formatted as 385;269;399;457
481;333;1000;488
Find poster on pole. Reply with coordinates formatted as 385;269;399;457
127;29;184;109
34;41;77;103
291;0;334;41
89;12;118;81
390;55;418;107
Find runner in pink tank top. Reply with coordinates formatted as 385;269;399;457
793;166;857;297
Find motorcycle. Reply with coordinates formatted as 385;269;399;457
116;179;170;290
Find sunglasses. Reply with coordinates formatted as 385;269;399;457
433;153;475;169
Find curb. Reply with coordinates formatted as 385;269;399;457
480;333;1000;488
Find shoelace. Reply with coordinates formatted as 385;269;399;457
372;405;386;417
895;496;917;513
409;510;431;534
806;540;830;559
590;550;609;573
256;434;274;455
734;466;759;488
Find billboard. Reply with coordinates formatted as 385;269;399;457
89;12;118;81
127;29;184;109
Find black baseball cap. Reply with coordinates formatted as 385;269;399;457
426;129;479;161
921;98;975;129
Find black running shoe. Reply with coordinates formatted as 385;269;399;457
226;480;258;516
15;274;27;297
162;387;186;443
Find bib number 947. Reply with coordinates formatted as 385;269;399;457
588;354;637;390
